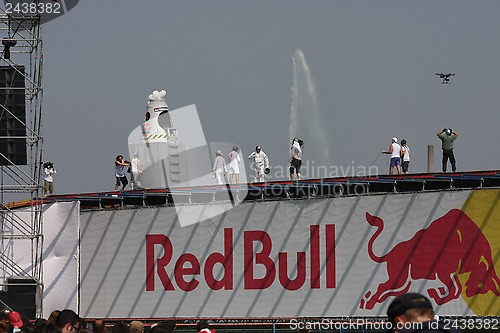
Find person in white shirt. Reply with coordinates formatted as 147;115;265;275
43;161;57;195
382;137;401;175
400;139;411;174
114;155;129;190
131;152;143;189
227;146;241;184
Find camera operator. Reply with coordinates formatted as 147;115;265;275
437;128;458;172
43;161;57;196
290;138;304;180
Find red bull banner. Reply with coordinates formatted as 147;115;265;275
78;189;500;318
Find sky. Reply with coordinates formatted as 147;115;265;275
32;0;500;195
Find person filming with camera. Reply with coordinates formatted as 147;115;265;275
43;161;57;196
437;128;458;172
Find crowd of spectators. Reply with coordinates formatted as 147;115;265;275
0;309;203;333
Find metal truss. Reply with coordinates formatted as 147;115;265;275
0;6;43;317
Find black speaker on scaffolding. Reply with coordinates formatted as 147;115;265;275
0;277;38;319
0;66;27;165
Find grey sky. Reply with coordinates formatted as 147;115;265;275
39;1;500;194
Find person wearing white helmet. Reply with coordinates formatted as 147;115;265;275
248;146;269;182
382;137;402;175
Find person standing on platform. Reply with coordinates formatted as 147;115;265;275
289;138;304;181
437;128;458;172
382;137;402;175
400;139;411;174
212;149;227;185
227;146;241;184
248;146;269;183
43;161;57;196
131;152;143;190
114;155;129;191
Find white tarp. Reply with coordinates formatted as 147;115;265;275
78;189;500;318
41;202;79;318
0;202;79;318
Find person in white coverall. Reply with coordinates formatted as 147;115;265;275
248;146;269;183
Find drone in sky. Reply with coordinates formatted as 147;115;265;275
436;72;456;84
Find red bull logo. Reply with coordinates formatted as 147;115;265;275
359;208;500;310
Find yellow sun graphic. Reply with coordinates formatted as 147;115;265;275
459;189;500;315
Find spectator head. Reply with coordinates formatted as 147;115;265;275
0;322;9;333
54;310;81;333
0;309;10;323
8;312;23;328
162;321;175;333
129;321;143;333
47;311;60;325
111;323;129;333
33;323;60;333
387;292;434;325
92;320;105;333
152;321;175;333
196;321;215;333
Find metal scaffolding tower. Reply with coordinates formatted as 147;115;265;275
0;7;43;317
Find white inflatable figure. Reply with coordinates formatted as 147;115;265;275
129;89;186;189
142;90;177;142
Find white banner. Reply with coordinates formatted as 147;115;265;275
78;189;500;318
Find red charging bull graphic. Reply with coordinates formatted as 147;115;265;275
360;209;500;310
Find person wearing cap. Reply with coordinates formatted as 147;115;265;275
248;146;269;183
196;321;215;333
387;292;459;333
382;137;402;175
130;152;143;190
227;146;241;184
8;311;23;331
437;128;458;172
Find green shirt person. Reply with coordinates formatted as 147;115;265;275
437;128;458;172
